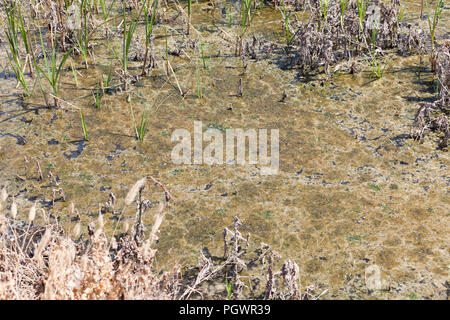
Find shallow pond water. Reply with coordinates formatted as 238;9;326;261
0;1;448;299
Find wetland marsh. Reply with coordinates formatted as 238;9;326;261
0;0;448;299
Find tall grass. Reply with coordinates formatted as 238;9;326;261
356;0;368;35
187;0;192;35
426;0;444;70
73;0;91;69
93;82;103;108
241;0;255;33
15;2;34;77
35;29;73;107
0;185;177;299
99;0;117;37
119;0;145;74
339;0;348;31
80;109;89;141
319;0;330;31
227;0;232;27
369;26;383;79
281;0;291;45
237;0;259;55
4;1;32;96
200;42;208;69
142;0;159;75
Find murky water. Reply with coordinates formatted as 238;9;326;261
0;1;448;299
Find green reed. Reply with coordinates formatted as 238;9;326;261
426;0;444;54
339;0;348;31
241;0;255;33
93;64;113;108
357;0;368;35
227;0;232;27
99;0;117;37
71;60;79;87
369;27;383;79
35;28;73;106
142;0;159;75
93;82;103;108
200;42;208;69
187;0;192;35
319;0;330;31
281;0;291;45
73;0;91;69
80;109;89;141
4;1;32;96
120;0;145;73
237;0;260;55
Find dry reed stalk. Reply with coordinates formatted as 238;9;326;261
72;222;81;239
125;177;147;205
123;219;130;233
1;187;7;203
36;160;43;181
148;203;165;245
28;202;36;222
10;197;17;219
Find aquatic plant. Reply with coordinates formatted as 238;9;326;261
73;0;92;69
120;0;139;73
339;0;348;30
14;1;34;77
4;1;32;96
319;0;330;31
35;28;73;107
80;109;89;141
93;82;103;108
425;0;445;71
227;0;232;27
200;41;208;69
99;0;117;38
187;0;192;35
356;0;368;35
411;41;449;148
369;25;383;79
237;0;259;55
281;0;292;45
282;0;425;75
369;52;384;79
142;0;159;76
70;61;79;87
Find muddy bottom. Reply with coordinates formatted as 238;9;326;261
0;1;448;299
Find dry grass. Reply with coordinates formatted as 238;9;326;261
0;178;181;300
0;177;323;300
411;40;449;148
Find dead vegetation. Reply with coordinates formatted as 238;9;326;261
410;40;449;148
0;180;322;300
278;0;426;74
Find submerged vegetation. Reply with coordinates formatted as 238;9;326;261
0;0;448;300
